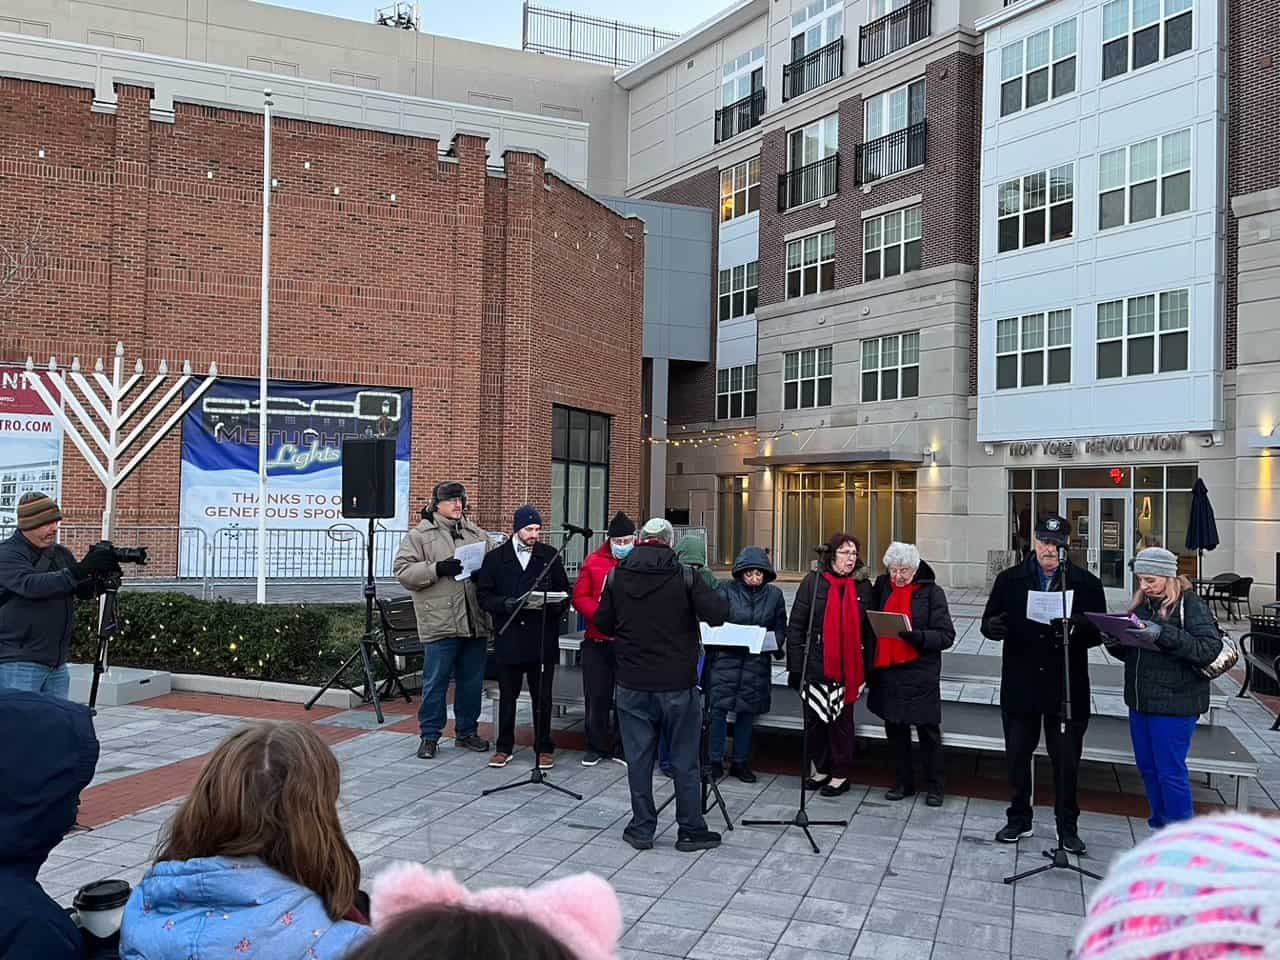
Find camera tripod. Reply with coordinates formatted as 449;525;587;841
87;587;120;712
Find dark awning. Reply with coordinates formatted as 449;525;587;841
742;450;923;467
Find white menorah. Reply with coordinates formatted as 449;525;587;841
23;342;218;541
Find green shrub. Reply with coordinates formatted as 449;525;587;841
71;593;385;686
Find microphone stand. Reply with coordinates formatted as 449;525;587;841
483;527;586;801
1004;544;1101;884
743;545;847;854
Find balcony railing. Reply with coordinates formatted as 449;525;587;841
778;154;840;211
782;37;844;102
714;89;766;144
856;120;926;184
859;0;932;66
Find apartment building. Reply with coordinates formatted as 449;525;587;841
617;0;1003;585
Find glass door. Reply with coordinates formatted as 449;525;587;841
1060;491;1132;609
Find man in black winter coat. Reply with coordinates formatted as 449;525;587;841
981;514;1105;854
595;517;728;853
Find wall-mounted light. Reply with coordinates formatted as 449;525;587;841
922;446;936;466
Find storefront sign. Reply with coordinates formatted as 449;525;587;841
1008;433;1186;458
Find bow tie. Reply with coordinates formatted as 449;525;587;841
515;541;533;554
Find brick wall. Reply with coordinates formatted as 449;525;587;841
0;77;643;543
1226;4;1280;370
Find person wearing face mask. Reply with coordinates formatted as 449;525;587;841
981;514;1106;854
571;512;636;767
1109;547;1222;830
476;506;572;770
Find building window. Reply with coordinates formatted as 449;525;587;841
996;310;1071;389
717;475;750;566
864;78;926;144
1098;129;1191;230
718;262;759;321
997;164;1074;252
863;206;922;280
720;158;761;223
1000;19;1077;117
1096;289;1189;379
785;230;836;299
861;332;920;401
716;364;758;419
551;406;610;574
1102;0;1193;81
860;78;926;182
779;469;915;573
784;346;833;409
791;0;844;59
722;46;765;107
782;114;840;207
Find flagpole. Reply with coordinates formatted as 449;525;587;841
257;88;273;605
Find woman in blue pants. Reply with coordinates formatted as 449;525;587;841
1108;548;1224;829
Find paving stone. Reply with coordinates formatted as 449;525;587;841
707;911;789;943
640;898;722;932
778;918;860;954
852;930;935;960
792;895;869;930
725;888;804;919
934;916;1013;953
864;905;941;941
620;922;701;957
687;931;776;960
768;946;847;960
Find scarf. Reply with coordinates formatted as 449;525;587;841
874;583;920;669
821;572;865;703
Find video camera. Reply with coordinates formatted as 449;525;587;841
84;540;148;594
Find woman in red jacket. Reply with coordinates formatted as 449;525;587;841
571;512;635;766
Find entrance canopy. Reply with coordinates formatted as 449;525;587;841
743;450;924;467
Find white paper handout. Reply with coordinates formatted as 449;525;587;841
1027;589;1074;625
700;622;769;654
452;541;486;581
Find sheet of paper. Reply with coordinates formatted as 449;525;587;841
452;541;486;581
1027;589;1073;625
761;632;779;653
699;623;768;654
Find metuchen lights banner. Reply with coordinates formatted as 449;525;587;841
179;378;412;577
0;367;64;528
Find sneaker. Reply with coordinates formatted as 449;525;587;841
416;738;437;760
488;752;512;768
456;733;490;752
1057;827;1087;856
609;755;629;768
675;829;722;852
581;751;603;767
622;830;654;851
885;785;916;801
995;822;1033;843
728;762;757;784
538;753;555;770
925;791;944;808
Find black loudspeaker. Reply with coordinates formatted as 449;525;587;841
342;438;396;518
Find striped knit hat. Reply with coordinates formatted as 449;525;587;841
1075;814;1280;959
16;491;62;531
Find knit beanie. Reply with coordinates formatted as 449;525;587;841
639;517;673;546
17;492;62;530
606;512;635;539
1131;546;1179;579
513;504;543;532
1075;813;1280;960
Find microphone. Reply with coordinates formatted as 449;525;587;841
565;522;594;539
814;544;831;555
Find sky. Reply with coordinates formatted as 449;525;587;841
258;0;734;49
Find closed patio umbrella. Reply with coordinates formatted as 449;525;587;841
1185;478;1220;575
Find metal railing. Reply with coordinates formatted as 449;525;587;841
714;89;766;144
778;153;840;210
521;2;679;68
859;0;932;66
783;37;844;102
856;119;927;184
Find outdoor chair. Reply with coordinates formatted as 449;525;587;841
376;596;420;698
1204;573;1240;617
1224;577;1255;621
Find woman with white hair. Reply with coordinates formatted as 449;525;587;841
869;541;955;807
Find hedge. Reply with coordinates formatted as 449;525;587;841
71;593;382;686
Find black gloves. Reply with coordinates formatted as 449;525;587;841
899;630;925;647
502;596;522;614
1128;619;1163;645
787;671;802;691
435;558;463;579
983;613;1008;642
77;543;117;577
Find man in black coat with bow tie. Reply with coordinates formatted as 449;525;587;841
476;505;571;771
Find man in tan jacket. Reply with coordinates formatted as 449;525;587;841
394;481;493;760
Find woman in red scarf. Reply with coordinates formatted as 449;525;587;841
869;541;955;807
785;533;874;798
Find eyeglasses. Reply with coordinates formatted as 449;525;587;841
835;547;858;558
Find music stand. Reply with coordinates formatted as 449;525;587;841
483;529;584;801
1004;544;1101;884
742;548;847;854
656;644;734;831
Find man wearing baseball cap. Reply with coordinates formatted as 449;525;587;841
980;512;1106;855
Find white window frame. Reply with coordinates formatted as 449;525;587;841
783;346;833;410
995;310;1072;390
788;114;840;169
716;363;758;420
1096;289;1190;379
791;0;844;56
785;230;836;300
997;164;1074;253
864;77;926;142
863;205;922;281
720;157;761;223
861;332;920;402
868;0;909;20
1101;0;1194;82
722;45;765;106
999;19;1077;118
1098;128;1191;231
718;261;759;321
